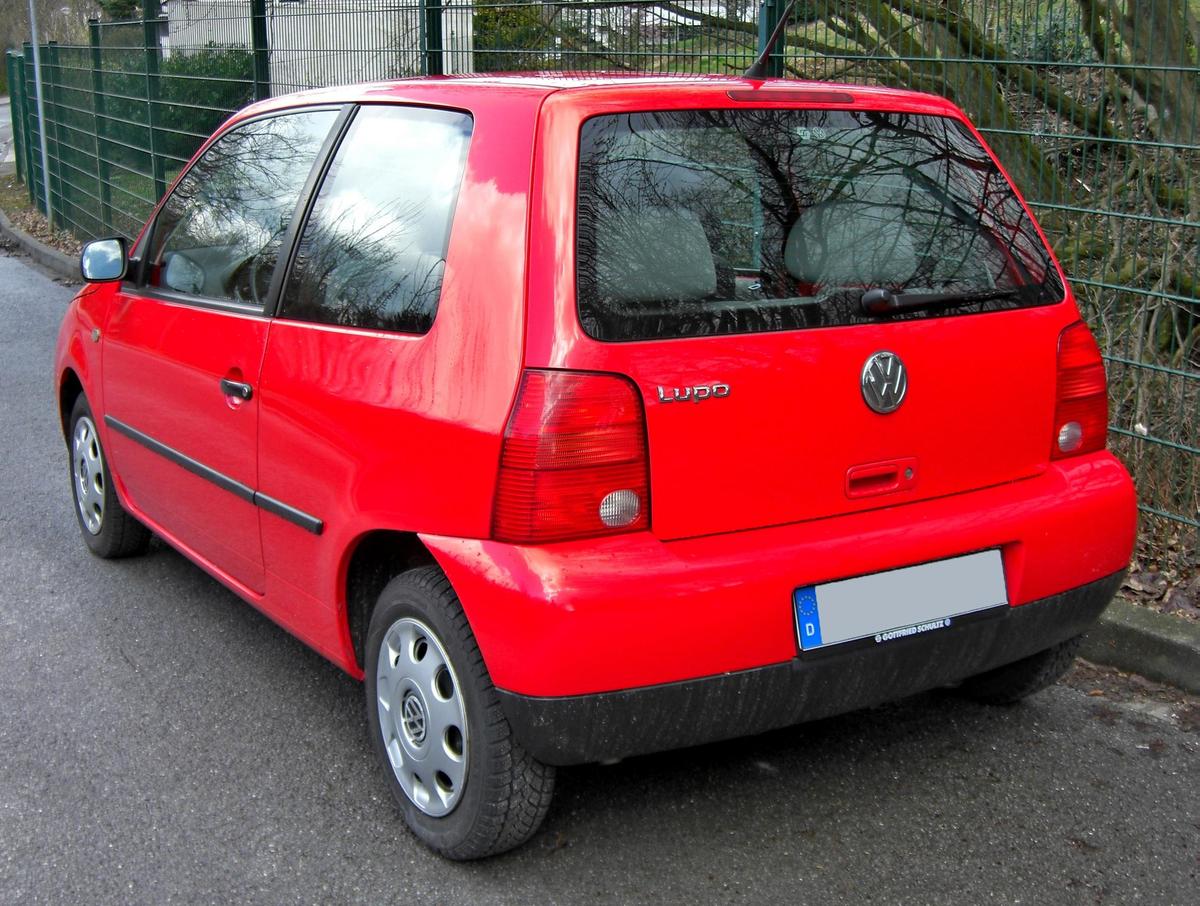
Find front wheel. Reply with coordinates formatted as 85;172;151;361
68;395;150;559
365;566;555;859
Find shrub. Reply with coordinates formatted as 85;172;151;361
157;44;255;165
472;5;550;72
1005;3;1094;64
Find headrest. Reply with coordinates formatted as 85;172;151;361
784;199;917;286
593;206;717;304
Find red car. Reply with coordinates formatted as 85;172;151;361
56;74;1135;859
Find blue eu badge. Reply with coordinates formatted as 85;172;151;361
794;587;823;650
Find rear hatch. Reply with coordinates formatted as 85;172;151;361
570;105;1068;541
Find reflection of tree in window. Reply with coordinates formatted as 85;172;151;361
279;106;473;335
150;110;337;304
577;109;1064;341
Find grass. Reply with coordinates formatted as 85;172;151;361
0;173;32;214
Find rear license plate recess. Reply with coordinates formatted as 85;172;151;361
794;550;1008;653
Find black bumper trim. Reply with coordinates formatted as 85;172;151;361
496;570;1124;766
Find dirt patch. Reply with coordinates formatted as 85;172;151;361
1066;659;1200;727
0;174;81;258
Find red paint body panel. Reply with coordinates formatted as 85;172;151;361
254;90;538;671
102;293;268;591
52;74;1136;701
425;453;1135;696
54;284;105;410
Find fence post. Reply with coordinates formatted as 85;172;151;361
89;20;114;235
23;36;54;221
7;54;25;184
45;41;64;228
756;0;786;78
250;0;270;101
21;45;37;210
16;51;35;196
421;0;444;76
143;0;167;202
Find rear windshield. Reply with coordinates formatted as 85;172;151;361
576;109;1064;342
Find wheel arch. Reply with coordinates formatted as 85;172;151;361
343;530;438;671
58;368;85;443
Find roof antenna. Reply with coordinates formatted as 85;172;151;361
743;0;797;80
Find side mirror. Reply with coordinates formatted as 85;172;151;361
80;238;128;283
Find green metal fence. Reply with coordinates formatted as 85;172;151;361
6;0;1198;568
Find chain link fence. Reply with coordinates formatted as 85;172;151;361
5;0;1198;568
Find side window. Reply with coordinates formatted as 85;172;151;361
147;109;338;305
277;105;473;334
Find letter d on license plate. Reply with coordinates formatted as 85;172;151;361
794;550;1007;652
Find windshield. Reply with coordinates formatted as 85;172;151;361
576;108;1064;341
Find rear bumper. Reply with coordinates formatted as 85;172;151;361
423;453;1136;697
498;570;1123;765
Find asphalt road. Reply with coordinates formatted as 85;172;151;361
0;249;1197;905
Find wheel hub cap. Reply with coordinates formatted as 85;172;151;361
72;415;105;535
376;617;468;818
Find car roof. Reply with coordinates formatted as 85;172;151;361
237;73;965;121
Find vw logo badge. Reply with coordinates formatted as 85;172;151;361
861;351;908;414
401;692;427;745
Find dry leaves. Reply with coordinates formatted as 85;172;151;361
1122;566;1200;621
5;208;81;257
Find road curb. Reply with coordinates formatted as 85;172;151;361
1082;596;1200;694
0;205;79;281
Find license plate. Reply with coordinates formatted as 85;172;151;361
794;550;1007;652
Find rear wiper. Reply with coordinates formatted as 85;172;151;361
860;286;1025;315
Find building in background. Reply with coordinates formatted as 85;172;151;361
162;0;475;88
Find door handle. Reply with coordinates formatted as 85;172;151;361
220;378;254;401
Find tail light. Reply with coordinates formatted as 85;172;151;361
1052;322;1108;459
493;369;650;544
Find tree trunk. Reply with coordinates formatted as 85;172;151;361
1078;0;1200;145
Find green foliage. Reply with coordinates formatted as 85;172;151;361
791;2;825;24
98;44;253;176
157;45;255;161
473;6;549;72
98;0;141;21
1005;2;1094;63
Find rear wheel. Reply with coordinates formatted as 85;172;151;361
958;635;1084;705
365;566;555;859
68;395;150;559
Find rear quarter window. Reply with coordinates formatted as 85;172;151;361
278;105;472;334
576;108;1064;342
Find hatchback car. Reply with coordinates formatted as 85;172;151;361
57;74;1136;859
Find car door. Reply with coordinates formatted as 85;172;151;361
101;107;341;594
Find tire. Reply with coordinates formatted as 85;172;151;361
365;566;555;859
958;635;1084;705
67;395;151;559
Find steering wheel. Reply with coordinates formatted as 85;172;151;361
229;253;269;306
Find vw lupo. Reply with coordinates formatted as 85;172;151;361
56;75;1136;858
